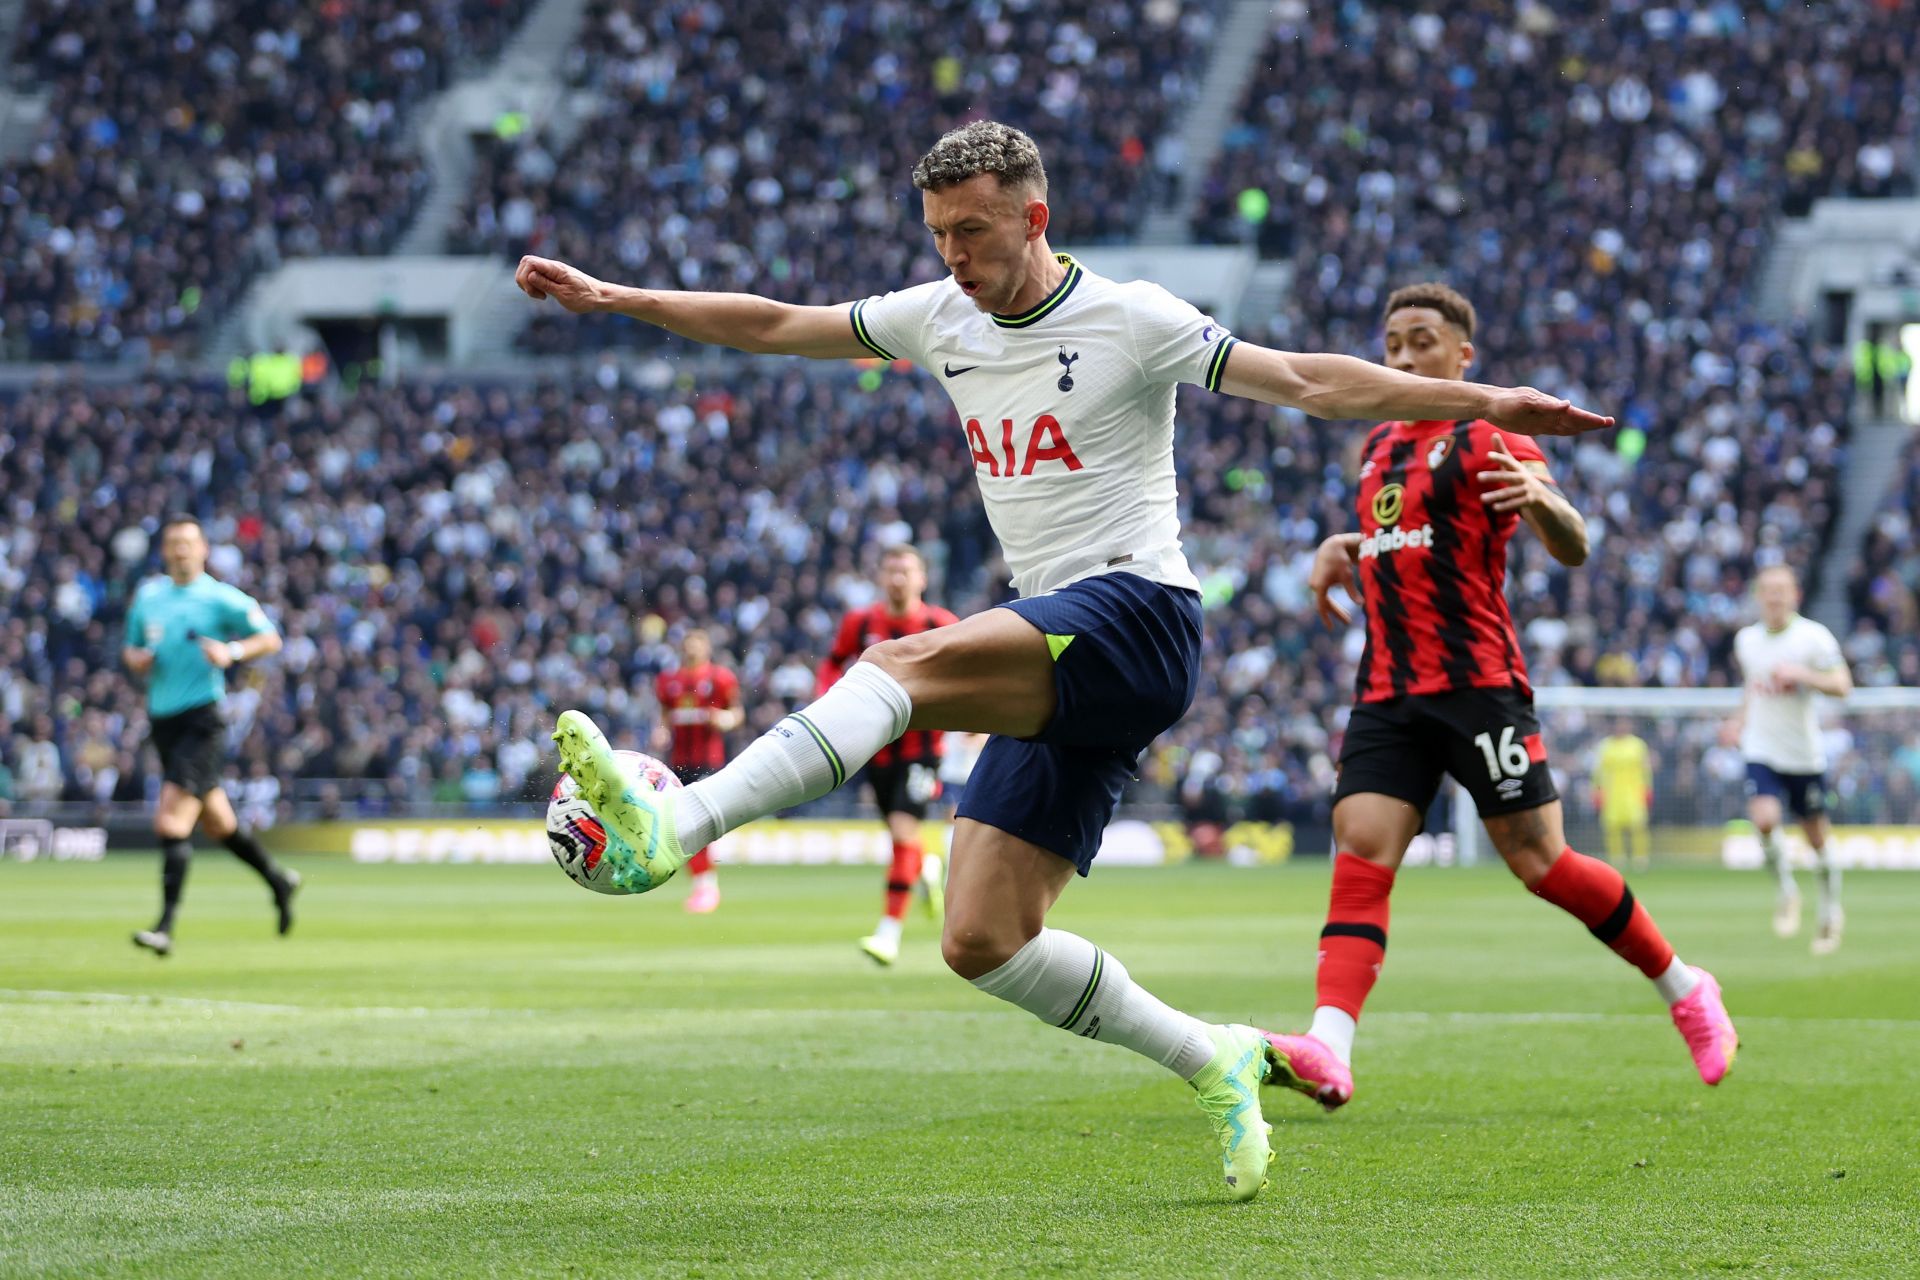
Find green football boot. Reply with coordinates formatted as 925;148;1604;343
552;710;688;893
1189;1023;1276;1202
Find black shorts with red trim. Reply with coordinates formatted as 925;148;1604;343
866;758;941;821
1334;686;1557;825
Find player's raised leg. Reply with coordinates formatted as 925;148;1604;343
554;609;1045;892
1487;801;1739;1085
944;813;1273;1202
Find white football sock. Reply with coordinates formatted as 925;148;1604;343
970;929;1215;1079
677;663;911;851
1653;956;1700;1005
1307;1006;1357;1066
1809;843;1841;918
871;915;903;946
691;870;718;891
1759;829;1796;895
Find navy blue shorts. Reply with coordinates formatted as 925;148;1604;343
956;572;1203;874
1745;762;1830;820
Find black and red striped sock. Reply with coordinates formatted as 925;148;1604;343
1531;849;1675;978
1316;852;1395;1020
883;840;924;921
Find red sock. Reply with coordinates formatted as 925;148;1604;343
884;841;923;921
1531;849;1675;978
685;847;714;877
1316;852;1395;1020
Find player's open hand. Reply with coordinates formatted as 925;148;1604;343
1478;434;1551;513
516;256;608;313
1309;533;1364;629
1484;386;1613;438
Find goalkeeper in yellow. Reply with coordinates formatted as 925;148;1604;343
1593;720;1653;871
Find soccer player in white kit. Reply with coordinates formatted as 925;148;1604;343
1733;565;1853;953
517;121;1611;1200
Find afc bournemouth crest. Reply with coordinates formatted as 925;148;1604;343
1426;435;1454;470
1371;482;1405;527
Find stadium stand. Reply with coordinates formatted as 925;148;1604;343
1847;432;1920;689
0;0;529;362
2;3;1915;834
448;0;1220;353
1171;0;1918;823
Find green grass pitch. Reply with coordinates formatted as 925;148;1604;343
3;857;1916;1277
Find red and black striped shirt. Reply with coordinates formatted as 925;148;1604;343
1351;419;1546;704
656;662;740;770
817;601;959;766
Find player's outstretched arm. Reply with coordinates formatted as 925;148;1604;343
515;256;866;359
1216;345;1614;437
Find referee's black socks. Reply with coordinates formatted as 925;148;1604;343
157;838;191;932
223;829;285;887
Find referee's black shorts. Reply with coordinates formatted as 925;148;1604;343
149;702;229;797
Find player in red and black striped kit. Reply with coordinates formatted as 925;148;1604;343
654;629;742;913
1262;284;1738;1111
817;545;959;965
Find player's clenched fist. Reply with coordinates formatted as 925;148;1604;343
516;256;608;313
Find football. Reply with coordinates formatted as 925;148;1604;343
546;749;682;895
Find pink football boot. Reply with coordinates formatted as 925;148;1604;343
683;880;721;915
1262;1032;1354;1112
1670;967;1738;1085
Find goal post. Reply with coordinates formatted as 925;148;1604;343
1447;687;1920;869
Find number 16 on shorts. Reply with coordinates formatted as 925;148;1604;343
1473;725;1540;782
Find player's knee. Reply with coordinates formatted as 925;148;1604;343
1330;820;1401;867
859;631;940;684
1500;842;1559;888
940;920;1029;980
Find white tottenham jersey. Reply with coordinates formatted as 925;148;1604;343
850;253;1236;598
1734;614;1845;774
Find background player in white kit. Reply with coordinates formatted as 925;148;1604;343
516;121;1610;1200
1733;565;1853;953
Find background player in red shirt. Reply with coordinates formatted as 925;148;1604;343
1262;283;1739;1110
653;629;742;913
817;545;959;965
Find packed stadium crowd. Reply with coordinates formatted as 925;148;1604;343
1;358;1910;830
449;0;1216;354
1848;433;1920;688
1;0;529;362
2;0;1916;832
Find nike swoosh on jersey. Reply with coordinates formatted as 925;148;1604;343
943;363;979;377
